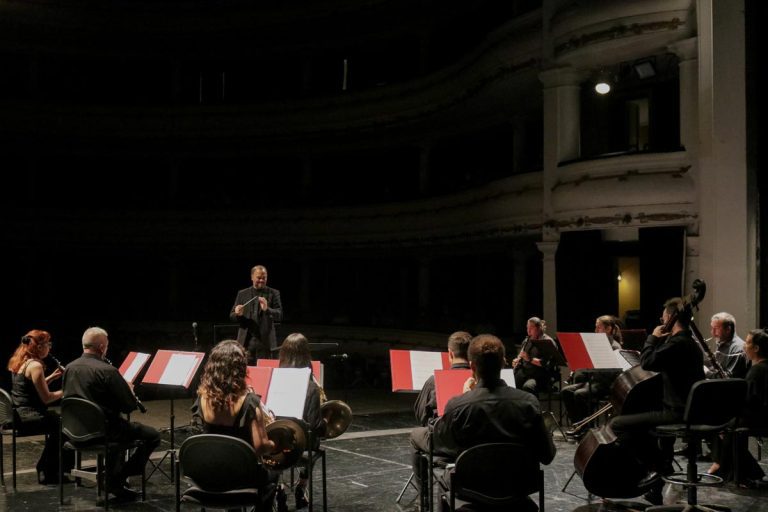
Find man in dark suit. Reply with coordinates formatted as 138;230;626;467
230;265;283;362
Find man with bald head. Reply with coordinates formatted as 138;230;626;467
63;327;160;501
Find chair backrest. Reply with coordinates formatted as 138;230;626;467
0;388;14;428
452;442;541;503
61;397;108;443
179;434;265;492
684;378;747;427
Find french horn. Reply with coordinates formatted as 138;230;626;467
320;400;352;439
263;419;307;471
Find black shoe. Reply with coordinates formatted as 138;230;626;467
643;487;663;506
295;483;309;510
637;471;661;489
276;484;289;512
108;485;140;502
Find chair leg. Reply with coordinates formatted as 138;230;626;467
12;429;17;490
1;431;5;487
395;472;415;503
321;451;327;512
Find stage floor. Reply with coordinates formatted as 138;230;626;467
2;389;766;511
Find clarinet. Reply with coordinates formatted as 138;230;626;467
104;357;147;413
49;354;66;372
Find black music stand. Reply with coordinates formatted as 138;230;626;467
141;350;205;481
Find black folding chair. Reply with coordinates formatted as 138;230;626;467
175;433;276;512
58;397;146;510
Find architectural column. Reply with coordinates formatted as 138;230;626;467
668;38;699;156
539;67;582;218
536;241;559;334
695;0;755;327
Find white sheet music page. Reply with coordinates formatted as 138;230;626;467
266;367;310;419
582;333;620;369
614;350;633;371
158;353;200;386
123;353;150;383
409;351;444;390
500;368;516;388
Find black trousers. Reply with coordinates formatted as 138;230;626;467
609;409;681;474
107;419;161;483
16;407;74;483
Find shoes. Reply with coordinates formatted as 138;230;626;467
643;486;663;506
276;484;289;512
108;485;141;502
295;482;309;510
637;471;661;489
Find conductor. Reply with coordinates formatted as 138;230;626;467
230;265;283;362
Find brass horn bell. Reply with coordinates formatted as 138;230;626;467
263;419;306;470
320;400;352;439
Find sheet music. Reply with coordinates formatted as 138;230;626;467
614;350;633;371
582;333;621;369
158;353;200;386
500;368;516;388
409;351;444;389
122;353;150;383
266;367;310;419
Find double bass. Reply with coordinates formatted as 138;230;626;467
573;280;708;498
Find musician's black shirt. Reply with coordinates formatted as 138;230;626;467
641;329;704;414
432;377;556;463
63;353;138;422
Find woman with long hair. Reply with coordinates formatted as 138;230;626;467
278;333;325;510
196;339;278;506
7;329;72;484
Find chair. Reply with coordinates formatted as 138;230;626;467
0;388;49;490
175;433;276;512
58;397;146;510
650;378;747;512
438;442;544;512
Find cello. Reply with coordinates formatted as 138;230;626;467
573;280;707;498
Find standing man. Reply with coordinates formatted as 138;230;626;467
230;265;283;362
63;327;161;501
512;317;558;395
410;334;556;511
706;312;748;378
413;331;472;426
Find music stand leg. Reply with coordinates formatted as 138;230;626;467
396;472;417;503
145;396;176;483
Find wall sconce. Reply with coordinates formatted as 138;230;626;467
617;273;623;281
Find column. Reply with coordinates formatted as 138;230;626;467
695;0;754;327
536;241;559;334
667;38;698;156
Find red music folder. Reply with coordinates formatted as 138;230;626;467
256;359;324;386
246;366;273;401
558;332;623;371
434;369;473;416
389;349;450;392
141;350;205;388
118;352;152;384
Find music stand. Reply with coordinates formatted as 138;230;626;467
140;349;205;481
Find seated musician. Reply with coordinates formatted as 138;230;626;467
278;333;325;510
195;340;279;508
706;312;748;378
562;315;623;428
413;331;472;426
708;328;768;486
410;334;556;511
63;327;161;502
512;317;559;396
608;298;704;505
